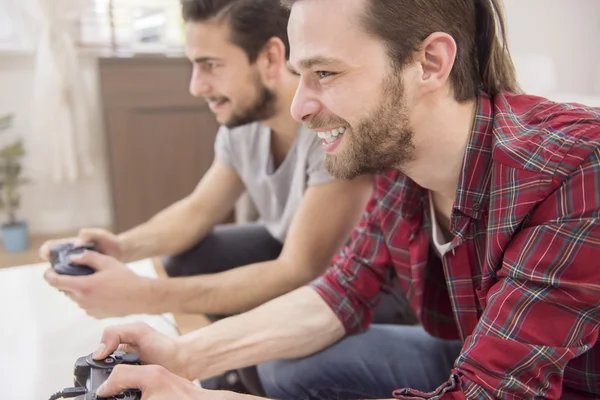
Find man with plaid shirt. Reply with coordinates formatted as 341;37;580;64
92;0;600;399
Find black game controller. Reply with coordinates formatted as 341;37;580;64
49;350;142;399
50;243;97;276
71;350;142;400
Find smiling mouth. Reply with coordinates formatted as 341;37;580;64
206;98;229;111
316;127;346;143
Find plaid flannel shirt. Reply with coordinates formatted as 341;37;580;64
312;91;600;399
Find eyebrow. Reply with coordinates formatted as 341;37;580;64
192;56;221;63
289;56;345;71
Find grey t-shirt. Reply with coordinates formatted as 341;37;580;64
214;122;334;242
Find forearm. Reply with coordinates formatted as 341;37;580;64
150;258;317;315
117;199;213;262
178;286;345;380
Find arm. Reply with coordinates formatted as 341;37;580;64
177;183;394;379
91;287;344;383
93;184;392;382
179;286;346;380
148;174;374;315
118;158;245;262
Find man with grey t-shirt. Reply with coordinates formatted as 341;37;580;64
40;1;372;329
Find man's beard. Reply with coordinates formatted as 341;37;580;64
224;75;278;129
321;74;415;180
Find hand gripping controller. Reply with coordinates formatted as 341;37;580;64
50;243;97;276
49;350;142;400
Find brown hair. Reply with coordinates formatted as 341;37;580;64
281;0;521;101
182;0;291;62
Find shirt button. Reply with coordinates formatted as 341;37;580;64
473;203;481;211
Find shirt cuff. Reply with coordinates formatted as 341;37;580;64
310;273;370;335
393;373;465;399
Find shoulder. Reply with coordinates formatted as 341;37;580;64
491;92;600;180
373;169;424;219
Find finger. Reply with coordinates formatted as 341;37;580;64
39;241;53;261
96;364;151;397
43;267;86;291
94;322;152;360
69;250;117;272
74;227;108;247
38;238;76;261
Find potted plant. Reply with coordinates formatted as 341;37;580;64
0;114;29;252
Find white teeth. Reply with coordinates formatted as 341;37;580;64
316;127;346;140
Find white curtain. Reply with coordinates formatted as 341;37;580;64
21;0;96;183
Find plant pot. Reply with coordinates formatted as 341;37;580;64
2;221;29;252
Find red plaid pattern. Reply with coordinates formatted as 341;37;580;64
312;92;600;399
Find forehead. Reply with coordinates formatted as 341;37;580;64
185;20;241;60
287;0;384;68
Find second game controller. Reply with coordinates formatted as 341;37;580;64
74;351;142;399
50;243;97;276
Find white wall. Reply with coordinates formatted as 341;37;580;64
503;0;600;96
0;55;113;235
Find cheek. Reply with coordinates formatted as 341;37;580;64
321;87;353;120
225;73;255;101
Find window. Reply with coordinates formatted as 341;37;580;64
0;0;23;51
78;0;185;53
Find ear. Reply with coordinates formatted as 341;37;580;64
257;37;287;83
417;32;457;94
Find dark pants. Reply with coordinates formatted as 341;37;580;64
164;223;418;396
163;223;283;279
258;325;463;400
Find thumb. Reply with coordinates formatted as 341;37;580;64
96;365;145;397
94;322;152;360
70;251;118;272
73;228;107;248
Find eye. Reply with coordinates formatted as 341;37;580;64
316;71;336;80
199;61;219;73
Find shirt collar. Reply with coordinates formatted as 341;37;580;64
453;91;495;220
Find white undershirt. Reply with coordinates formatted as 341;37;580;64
429;196;453;257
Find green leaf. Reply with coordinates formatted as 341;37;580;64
0;141;24;158
0;136;26;221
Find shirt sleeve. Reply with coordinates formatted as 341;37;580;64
305;133;335;186
213;125;239;171
310;189;393;334
395;149;600;399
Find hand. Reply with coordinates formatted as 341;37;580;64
93;322;196;381
43;251;154;318
39;228;123;261
96;365;251;400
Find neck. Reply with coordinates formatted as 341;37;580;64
402;94;478;203
260;72;300;139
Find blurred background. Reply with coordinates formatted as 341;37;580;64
0;0;599;266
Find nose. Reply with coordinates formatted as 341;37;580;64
290;80;321;123
189;67;212;97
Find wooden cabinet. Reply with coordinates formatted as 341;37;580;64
98;56;221;233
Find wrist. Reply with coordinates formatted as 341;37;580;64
116;232;137;262
143;278;178;315
175;333;210;380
